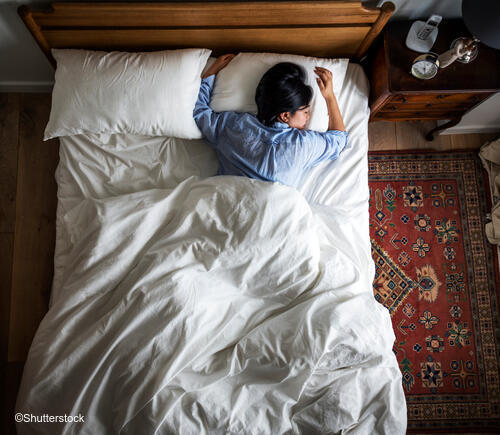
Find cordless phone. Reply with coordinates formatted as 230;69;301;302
406;14;442;53
417;15;442;40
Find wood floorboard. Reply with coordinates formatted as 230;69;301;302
2;361;25;435
367;121;396;150
449;132;499;151
8;93;58;363
0;93;20;434
478;133;499;144
368;120;498;152
451;133;484;150
0;94;19;233
1;93;20;435
394;120;429;150
0;94;19;368
0;233;14;364
396;120;453;151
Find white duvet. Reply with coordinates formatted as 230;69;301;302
16;64;407;434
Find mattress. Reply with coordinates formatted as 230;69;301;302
17;63;407;434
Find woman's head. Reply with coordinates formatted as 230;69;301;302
255;62;313;129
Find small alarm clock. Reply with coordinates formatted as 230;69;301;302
411;53;440;80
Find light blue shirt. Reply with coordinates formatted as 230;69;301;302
193;75;348;188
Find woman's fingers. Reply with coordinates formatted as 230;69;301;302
315;72;332;80
216;54;234;66
212;54;235;74
315;67;335;99
220;54;235;63
315;72;329;86
315;68;333;90
314;66;332;79
314;66;332;73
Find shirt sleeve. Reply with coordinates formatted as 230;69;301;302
193;75;233;146
302;129;348;168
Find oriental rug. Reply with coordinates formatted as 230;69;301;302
368;151;500;433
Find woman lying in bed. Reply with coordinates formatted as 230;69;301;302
193;54;347;188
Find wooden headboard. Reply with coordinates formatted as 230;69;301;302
19;1;395;68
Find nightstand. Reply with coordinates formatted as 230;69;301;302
368;19;500;140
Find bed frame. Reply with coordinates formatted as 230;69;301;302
19;1;395;68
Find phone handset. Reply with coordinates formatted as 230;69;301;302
417;15;442;40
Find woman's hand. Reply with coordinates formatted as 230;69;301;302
201;54;236;79
315;66;345;131
314;66;335;100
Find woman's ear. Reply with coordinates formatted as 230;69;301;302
279;112;290;123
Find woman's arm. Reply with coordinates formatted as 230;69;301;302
194;54;236;144
314;66;346;132
201;54;235;79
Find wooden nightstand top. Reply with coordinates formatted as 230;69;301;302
384;20;500;93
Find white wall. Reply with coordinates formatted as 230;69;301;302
0;0;54;91
437;93;500;134
378;0;461;20
1;0;148;90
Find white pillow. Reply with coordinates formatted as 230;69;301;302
44;48;212;140
210;52;349;132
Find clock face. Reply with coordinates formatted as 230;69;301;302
411;59;439;79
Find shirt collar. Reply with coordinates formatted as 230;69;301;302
272;121;289;129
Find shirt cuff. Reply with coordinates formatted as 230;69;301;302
341;130;348;151
202;75;216;87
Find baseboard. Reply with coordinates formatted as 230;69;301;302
0;81;54;93
439;127;500;135
437;120;500;135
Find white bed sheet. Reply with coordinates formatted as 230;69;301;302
17;63;407;434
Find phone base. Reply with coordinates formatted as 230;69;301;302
405;21;438;53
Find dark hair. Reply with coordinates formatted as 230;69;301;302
255;62;313;126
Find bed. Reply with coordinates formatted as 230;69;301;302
16;2;406;434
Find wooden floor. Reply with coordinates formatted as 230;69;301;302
368;120;497;151
1;93;59;435
0;92;498;434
